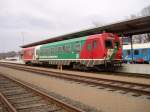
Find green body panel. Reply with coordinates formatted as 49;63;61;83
37;36;87;60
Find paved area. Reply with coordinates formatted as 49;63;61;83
119;64;150;75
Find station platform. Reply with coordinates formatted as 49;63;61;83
0;60;24;64
118;64;150;75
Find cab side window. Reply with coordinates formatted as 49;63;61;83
87;43;92;51
93;40;97;49
105;40;113;48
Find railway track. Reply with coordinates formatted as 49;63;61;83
1;61;150;79
0;62;150;99
0;73;84;112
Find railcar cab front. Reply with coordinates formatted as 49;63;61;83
103;33;122;60
102;33;122;70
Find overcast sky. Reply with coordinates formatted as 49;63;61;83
0;0;150;52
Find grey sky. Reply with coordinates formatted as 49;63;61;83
0;0;150;52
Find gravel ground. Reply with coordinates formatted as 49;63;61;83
0;66;150;112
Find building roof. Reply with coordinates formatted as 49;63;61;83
21;16;150;48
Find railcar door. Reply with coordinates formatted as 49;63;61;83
80;38;99;59
86;39;99;59
85;39;100;59
91;39;100;59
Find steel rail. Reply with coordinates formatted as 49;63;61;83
0;93;17;112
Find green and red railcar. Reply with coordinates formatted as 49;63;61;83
23;33;122;70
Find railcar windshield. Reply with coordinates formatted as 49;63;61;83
105;40;113;49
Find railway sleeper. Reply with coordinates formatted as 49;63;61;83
0;85;19;89
0;87;23;92
1;88;26;94
4;90;29;96
0;107;8;112
0;81;14;84
7;93;34;100
0;83;17;86
10;96;42;104
16;103;58;111
18;104;62;112
1;89;27;95
14;99;48;107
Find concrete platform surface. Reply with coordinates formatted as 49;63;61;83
119;64;150;75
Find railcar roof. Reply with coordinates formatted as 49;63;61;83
40;36;87;48
23;46;35;50
21;16;150;48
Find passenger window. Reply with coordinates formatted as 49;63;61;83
87;44;92;51
105;40;113;48
93;40;97;49
58;46;63;52
44;48;48;55
50;48;52;54
55;47;58;53
51;48;54;54
74;41;81;52
142;49;147;55
53;47;57;54
134;50;139;55
64;44;71;53
127;50;130;55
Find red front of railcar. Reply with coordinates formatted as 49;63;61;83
80;33;122;69
22;47;35;64
80;33;122;60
